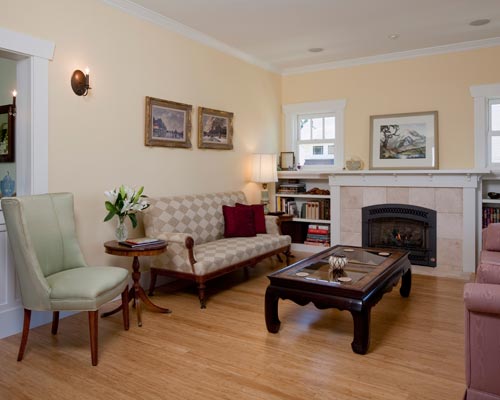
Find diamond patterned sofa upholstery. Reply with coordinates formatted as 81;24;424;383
143;191;291;307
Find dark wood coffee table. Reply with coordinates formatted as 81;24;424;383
265;245;411;354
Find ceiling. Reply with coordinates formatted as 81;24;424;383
125;0;500;73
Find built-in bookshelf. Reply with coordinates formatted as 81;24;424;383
275;171;332;252
481;175;500;228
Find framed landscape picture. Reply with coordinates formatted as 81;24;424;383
145;97;192;148
198;107;233;150
370;111;438;170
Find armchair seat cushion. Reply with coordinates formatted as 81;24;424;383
47;266;129;310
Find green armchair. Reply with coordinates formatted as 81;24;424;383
1;193;130;366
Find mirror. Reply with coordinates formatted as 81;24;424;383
0;101;15;163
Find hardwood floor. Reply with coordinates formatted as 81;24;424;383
0;255;468;399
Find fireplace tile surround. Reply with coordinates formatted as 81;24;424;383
329;170;487;277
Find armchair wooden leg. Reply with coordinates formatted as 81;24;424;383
51;311;60;335
121;286;130;331
88;311;98;366
197;283;207;309
18;308;31;362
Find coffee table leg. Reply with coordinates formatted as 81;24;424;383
400;268;412;298
265;286;281;333
350;307;371;355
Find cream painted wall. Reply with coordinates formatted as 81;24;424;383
0;0;281;266
282;46;500;170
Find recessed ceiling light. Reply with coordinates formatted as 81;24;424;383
470;19;490;26
388;34;400;40
308;48;324;53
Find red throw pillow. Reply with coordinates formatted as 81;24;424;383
236;203;267;234
222;205;256;238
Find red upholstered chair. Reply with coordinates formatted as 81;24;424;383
463;223;500;399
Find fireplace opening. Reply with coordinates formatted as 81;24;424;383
362;204;436;267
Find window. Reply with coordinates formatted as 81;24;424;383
283;99;346;170
471;83;500;169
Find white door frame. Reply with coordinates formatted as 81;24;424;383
0;27;54;338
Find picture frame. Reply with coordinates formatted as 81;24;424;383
145;96;192;148
0;103;15;163
280;152;295;170
198;107;234;150
369;111;438;170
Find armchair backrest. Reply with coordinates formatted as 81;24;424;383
144;191;247;245
1;193;87;310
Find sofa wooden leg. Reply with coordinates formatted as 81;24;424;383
51;311;60;335
148;269;158;296
121;286;130;331
18;308;31;362
88;311;98;366
197;283;207;309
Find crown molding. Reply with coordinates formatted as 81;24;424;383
101;0;279;74
0;27;54;60
282;37;500;76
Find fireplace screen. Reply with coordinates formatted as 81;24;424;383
362;204;436;267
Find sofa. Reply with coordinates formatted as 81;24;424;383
463;223;500;399
143;191;291;308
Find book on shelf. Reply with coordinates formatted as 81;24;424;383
483;207;500;228
119;237;165;247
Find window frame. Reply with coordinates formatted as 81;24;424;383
470;83;500;169
283;99;346;171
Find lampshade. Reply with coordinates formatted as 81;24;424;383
251;153;278;183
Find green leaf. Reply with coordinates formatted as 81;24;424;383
132;186;144;203
103;210;115;222
105;201;117;213
129;213;138;228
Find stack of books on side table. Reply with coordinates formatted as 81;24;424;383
304;224;330;247
119;237;165;247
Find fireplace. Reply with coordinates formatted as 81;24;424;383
362;204;437;267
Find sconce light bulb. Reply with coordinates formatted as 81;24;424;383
84;67;90;75
12;90;17;97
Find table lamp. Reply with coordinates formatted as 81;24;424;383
251;153;278;213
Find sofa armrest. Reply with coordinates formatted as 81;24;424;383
464;283;500;315
477;263;500;284
264;215;280;235
156;232;193;246
154;232;197;269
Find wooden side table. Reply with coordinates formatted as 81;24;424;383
102;240;171;327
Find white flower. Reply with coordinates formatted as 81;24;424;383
104;189;118;204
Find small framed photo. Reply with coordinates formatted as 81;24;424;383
145;97;192;148
198;107;234;150
370;111;438;170
280;152;295;170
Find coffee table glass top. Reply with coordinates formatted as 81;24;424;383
283;246;394;287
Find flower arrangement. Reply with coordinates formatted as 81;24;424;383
104;185;149;240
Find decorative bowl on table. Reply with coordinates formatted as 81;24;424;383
488;192;500;199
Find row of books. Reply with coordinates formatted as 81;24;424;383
483;207;500;228
275;197;330;220
304;224;330;247
277;182;306;194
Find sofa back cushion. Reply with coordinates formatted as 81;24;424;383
144;191;247;245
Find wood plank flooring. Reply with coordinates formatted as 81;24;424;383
0;255;468;399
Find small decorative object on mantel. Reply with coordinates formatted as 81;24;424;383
198;107;234;150
370;111;438;170
0;171;15;197
488;192;500;199
345;157;363;171
104;185;150;241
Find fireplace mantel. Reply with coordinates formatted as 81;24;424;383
329;169;489;188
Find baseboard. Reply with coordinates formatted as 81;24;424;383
0;306;76;340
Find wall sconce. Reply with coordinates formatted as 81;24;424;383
71;67;91;96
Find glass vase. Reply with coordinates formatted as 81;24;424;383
115;217;128;242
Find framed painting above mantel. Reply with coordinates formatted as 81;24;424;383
369;111;438;170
